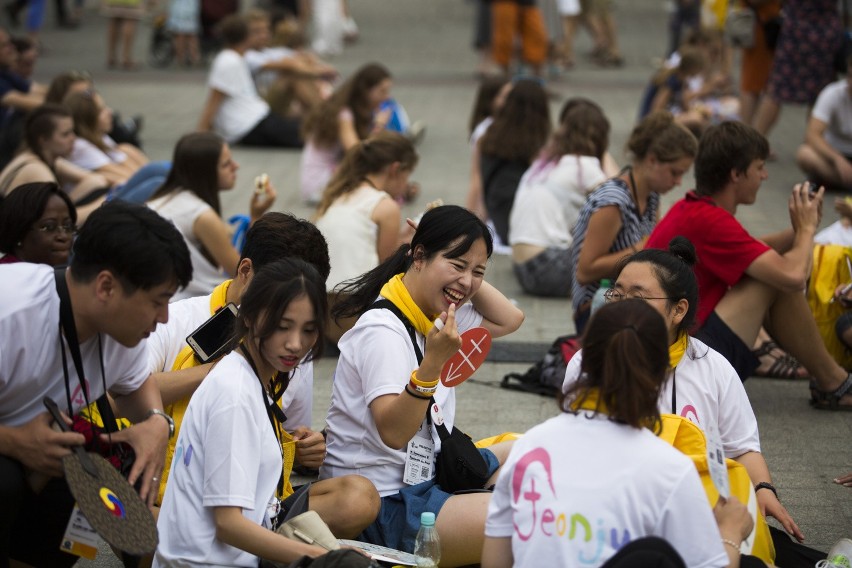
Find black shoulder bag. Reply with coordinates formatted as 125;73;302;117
365;300;491;494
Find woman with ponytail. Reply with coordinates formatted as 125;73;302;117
319;205;523;566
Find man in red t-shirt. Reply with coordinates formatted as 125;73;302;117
648;121;851;409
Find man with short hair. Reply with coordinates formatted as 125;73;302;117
0;201;192;567
647;121;852;409
796;54;852;192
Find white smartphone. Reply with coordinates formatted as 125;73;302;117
186;303;239;363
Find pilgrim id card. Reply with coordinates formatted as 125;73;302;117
704;420;730;498
60;504;100;560
403;420;434;486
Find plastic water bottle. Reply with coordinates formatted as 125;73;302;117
590;278;612;316
413;512;441;568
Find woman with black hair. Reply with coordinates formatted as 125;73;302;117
319;205;524;566
0;181;76;266
485;299;754;568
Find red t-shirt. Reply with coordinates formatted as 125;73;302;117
647;191;770;327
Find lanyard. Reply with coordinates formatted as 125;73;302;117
238;343;287;496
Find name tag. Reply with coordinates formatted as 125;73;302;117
403;420;435;485
60;504;100;560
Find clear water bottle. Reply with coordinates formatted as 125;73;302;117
413;511;441;568
590;278;612;315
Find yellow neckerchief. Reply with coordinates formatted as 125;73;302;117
379;273;435;336
570;388;608;414
158;279;295;504
669;331;688;368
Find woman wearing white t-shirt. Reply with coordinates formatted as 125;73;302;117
319;205;524;566
508;99;610;297
156;258;343;566
484;300;753;568
315;132;418;342
148;132;276;300
563;236;804;543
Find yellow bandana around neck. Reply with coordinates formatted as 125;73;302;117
570;388;608;414
669;331;689;369
379;273;435;336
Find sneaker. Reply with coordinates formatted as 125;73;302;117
816;538;852;568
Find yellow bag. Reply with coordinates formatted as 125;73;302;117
474;432;521;448
659;415;775;565
807;244;852;369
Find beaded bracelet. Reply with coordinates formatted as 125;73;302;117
754;482;778;499
721;539;740;552
409;370;438;388
404;384;432;400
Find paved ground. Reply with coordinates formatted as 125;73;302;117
13;0;850;564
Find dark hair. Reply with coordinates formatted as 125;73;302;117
240;212;331;283
615;236;699;336
233;257;327;363
333;205;493;320
317;131;418;215
0;182;76;254
694;121;769;196
562;299;669;430
626;110;697;164
63;90;108;152
469;76;509;136
479;79;551;163
11;35;35;54
150;132;224;214
218;14;249;46
70;201;192;292
45;71;93;104
544;100;610;163
303;63;392;148
24;104;71;164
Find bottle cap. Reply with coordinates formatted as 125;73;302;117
420;512;436;526
601;278;611;287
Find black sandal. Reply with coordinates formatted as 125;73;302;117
752;340;809;380
810;374;852;411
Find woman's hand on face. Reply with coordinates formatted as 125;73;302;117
249;178;276;220
423;303;462;376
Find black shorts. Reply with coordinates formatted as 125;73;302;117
695;311;759;382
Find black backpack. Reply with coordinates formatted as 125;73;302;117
500;335;580;397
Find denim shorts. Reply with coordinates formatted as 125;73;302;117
358;448;499;552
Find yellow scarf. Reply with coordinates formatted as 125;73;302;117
669;331;688;368
570;388;608;414
379;273;435;336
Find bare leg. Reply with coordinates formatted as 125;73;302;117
435;492;491;567
753;94;781;137
740;91;758;126
106;18;119;66
173;33;186;65
796;144;844;188
560;15;579;67
308;476;380;538
120;17;138;67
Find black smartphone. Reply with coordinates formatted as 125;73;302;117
806;181;819;197
186;303;239;363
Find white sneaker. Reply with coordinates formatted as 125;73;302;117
816;538;852;568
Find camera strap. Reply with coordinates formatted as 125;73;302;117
53;267;117;435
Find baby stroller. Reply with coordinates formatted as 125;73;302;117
148;0;238;68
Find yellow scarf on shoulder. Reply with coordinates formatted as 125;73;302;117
669;331;688;368
570;388;608;414
379;273;435;336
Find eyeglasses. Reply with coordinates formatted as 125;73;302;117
34;221;77;236
603;288;674;303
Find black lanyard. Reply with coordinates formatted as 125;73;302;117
670;367;678;414
238;343;288;496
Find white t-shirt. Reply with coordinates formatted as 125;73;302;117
68;135;127;171
562;337;761;458
509;155;607;249
315;184;390;291
154;352;282;567
485;412;729;568
146;288;313;430
244;46;297;95
811;79;852;156
319;301;483;496
147;190;225;301
207;49;270;143
0;264;149;426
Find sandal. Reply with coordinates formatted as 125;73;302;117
752;341;810;380
810;374;852;411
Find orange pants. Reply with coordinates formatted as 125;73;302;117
491;1;547;67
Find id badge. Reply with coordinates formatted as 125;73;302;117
60;504;100;560
403;420;435;486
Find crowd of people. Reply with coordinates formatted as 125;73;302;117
1;1;852;567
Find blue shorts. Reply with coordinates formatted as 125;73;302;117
358;448;500;552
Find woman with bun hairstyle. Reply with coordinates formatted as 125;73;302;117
563;236;803;544
570;110;697;333
320;205;524;566
485;299;755;568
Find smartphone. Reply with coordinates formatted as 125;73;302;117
186;303;239;363
806;181;819;197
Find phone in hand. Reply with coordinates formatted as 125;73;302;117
186;303;239;363
806;181;819;198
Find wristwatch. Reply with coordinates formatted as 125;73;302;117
145;408;175;438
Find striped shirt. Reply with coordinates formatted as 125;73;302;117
570;177;660;310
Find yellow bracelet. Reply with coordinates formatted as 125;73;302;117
410;370;438;388
721;539;740;552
